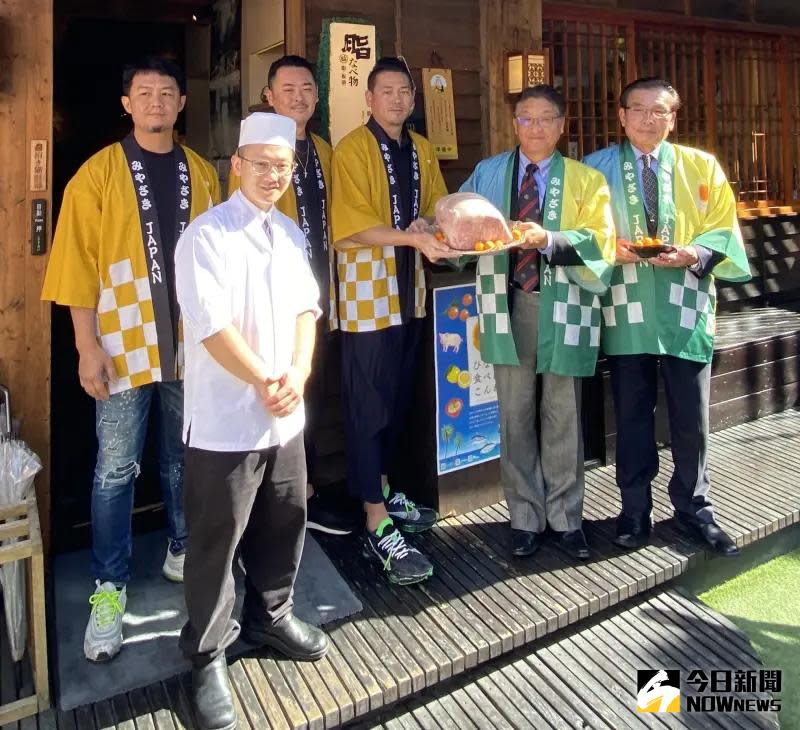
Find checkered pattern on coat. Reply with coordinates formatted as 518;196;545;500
96;257;181;394
336;246;426;332
552;267;601;347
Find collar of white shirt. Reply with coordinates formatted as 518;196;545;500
234;189;276;251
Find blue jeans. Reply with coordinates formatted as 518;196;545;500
91;381;188;584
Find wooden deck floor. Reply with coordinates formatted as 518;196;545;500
357;587;780;729
2;410;798;729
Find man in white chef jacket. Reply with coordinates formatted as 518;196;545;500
175;112;327;730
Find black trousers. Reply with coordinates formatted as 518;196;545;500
304;320;332;486
608;353;715;525
179;434;307;667
340;319;423;504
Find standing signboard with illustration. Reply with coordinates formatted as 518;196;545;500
433;283;501;474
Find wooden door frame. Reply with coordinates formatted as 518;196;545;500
0;0;54;558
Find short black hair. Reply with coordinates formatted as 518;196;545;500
122;55;186;96
267;55;317;88
514;85;566;117
620;77;681;110
367;56;414;92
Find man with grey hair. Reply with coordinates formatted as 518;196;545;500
459;85;615;560
585;77;750;556
176;112;328;730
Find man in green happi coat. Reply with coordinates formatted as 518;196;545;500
460;85;615;560
584;78;751;556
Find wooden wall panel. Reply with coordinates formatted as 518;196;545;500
481;0;543;156
0;0;53;554
304;0;486;190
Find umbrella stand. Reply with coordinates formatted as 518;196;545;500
0;496;50;725
0;385;49;724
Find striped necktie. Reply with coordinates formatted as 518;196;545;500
513;163;541;292
642;154;659;237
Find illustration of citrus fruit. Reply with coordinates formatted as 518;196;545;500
457;371;471;389
472;322;481;351
445;365;460;384
462;293;473;306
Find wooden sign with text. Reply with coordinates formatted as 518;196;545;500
422;68;458;160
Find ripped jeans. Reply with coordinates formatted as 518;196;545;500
92;381;187;584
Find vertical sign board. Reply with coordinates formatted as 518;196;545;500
422;68;458;160
433;284;501;475
328;22;376;147
30;139;48;192
31;200;47;255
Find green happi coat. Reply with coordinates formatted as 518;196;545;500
459;149;616;377
584;141;751;364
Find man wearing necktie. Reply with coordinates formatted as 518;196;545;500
585;78;751;558
460;85;615;560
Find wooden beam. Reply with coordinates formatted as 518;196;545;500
481;0;543;156
0;0;53;559
543;2;800;38
395;0;403;56
702;30;718;154
54;0;203;24
285;0;306;56
778;37;793;204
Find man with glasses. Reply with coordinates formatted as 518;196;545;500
229;56;357;536
331;56;450;585
176;112;328;730
585;77;750;556
459;85;615;560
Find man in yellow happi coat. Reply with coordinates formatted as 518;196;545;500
229;55;357;536
42;56;219;663
331;56;451;585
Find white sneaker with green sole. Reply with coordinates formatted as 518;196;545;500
84;580;126;662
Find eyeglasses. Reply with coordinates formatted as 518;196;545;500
238;156;296;177
623;106;675;120
514;115;563;129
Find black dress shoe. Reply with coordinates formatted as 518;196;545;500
675;517;740;557
191;654;238;730
613;515;651;550
511;529;541;557
558;529;590;560
240;614;329;661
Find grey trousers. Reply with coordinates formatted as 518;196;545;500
179;433;307;667
494;288;585;534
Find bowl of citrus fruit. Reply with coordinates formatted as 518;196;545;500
627;237;676;259
434;226;524;256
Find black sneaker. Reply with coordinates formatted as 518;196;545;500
363;518;433;585
306;491;361;536
384;486;438;533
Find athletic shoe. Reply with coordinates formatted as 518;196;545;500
363;517;433;585
162;538;186;582
84;580;126;662
306;491;361;535
383;485;438;533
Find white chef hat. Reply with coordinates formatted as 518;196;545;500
238;112;295;150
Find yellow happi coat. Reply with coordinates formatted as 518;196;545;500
42;142;220;393
331;125;448;332
228;132;338;329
